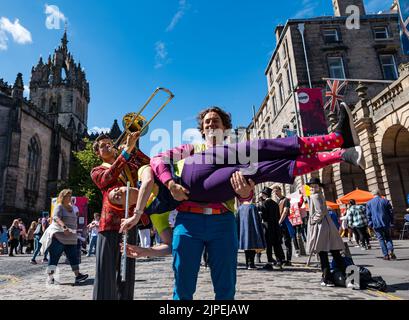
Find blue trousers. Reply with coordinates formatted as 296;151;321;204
32;235;49;261
47;238;79;273
374;227;394;257
172;212;238;300
87;235;98;256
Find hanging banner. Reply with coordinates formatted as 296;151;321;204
398;0;409;55
297;88;328;137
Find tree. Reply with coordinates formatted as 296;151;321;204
66;138;102;219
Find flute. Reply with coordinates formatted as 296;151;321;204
120;181;130;282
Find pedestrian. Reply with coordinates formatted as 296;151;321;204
272;185;297;266
306;178;346;287
328;208;341;231
347;200;371;250
138;224;152;249
40;189;89;285
237;200;266;270
17;218;26;254
366;189;396;260
8;219;20;257
86;213;100;257
257;187;284;270
31;217;49;264
25;221;37;254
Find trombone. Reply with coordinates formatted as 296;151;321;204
114;87;175;149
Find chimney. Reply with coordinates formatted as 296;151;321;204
332;0;366;17
275;25;284;43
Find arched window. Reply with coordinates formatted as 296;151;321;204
26;137;41;191
61;67;68;82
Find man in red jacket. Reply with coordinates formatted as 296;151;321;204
91;132;150;300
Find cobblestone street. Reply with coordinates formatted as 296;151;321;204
0;241;407;300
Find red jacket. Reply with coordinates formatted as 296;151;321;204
91;150;150;232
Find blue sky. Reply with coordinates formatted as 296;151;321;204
0;0;390;154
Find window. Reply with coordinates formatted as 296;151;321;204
286;67;292;94
380;54;398;80
278;81;285;107
26;137;41;191
283;40;287;59
276;53;281;72
272;95;278;116
328;57;346;79
374;27;389;40
323;29;339;43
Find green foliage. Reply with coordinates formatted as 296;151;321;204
67;138;102;217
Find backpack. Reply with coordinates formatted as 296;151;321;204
364;276;387;292
360;275;387;292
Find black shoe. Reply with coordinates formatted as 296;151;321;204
75;273;89;284
262;263;274;270
341;146;366;170
334;102;360;148
320;278;335;287
283;261;292;267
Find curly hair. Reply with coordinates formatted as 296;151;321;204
196;106;232;139
92;134;112;155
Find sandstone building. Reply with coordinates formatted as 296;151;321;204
249;0;408;230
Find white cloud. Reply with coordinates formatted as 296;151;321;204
45;4;67;30
154;41;171;69
0;17;32;50
293;0;317;19
166;0;189;32
88;127;111;135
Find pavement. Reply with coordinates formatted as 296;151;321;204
0;240;407;300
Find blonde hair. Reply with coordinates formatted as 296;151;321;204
57;189;73;204
30;221;37;229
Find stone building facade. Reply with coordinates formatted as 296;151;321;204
325;63;409;230
0;32;90;226
249;0;408;229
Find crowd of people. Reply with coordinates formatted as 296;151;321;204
0;102;400;300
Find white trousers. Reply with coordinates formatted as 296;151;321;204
138;229;151;248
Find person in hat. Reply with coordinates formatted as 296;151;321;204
257;187;285;270
237;198;266;270
306;177;346;287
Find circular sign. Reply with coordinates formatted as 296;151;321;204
298;92;310;104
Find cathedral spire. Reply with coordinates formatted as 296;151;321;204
12;73;24;100
61;28;68;51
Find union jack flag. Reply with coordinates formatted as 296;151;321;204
323;79;348;112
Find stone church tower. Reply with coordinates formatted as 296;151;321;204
0;31;91;226
29;31;90;137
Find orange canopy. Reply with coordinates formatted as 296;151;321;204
337;189;375;205
326;201;340;210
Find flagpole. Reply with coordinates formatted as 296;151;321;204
322;77;393;84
